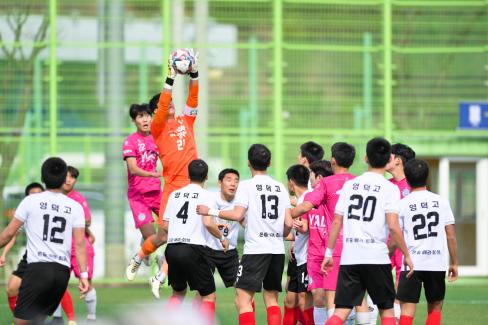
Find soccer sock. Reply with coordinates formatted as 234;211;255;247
297;306;305;324
138;237;157;258
283;306;297;325
380;316;396;325
52;304;62;317
426;311;442;325
239;311;255;325
7;296;16;313
313;306;327;324
394;303;401;319
304;307;314;325
156;270;166;282
61;290;75;321
200;300;216;323
266;306;282;325
168;295;183;308
399;315;414;325
85;288;97;320
325;314;343;325
356;312;370;325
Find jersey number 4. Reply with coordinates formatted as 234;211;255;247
176;201;189;224
260;195;279;219
42;214;67;244
412;212;439;240
347;194;377;222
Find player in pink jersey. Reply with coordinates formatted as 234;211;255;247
63;166;97;322
123;103;162;239
385;143;415;320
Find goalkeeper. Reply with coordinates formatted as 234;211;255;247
126;50;199;290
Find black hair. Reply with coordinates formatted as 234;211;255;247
286;164;310;188
24;182;44;197
218;168;240;182
129;103;152;120
67;166;79;179
310;160;333;178
331;142;355;168
148;93;160;114
300;141;324;164
41;157;68;189
404;159;429;188
188;159;208;182
391;143;416;166
248;144;271;171
366;137;391;168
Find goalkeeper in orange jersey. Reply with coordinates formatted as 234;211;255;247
126;50;199;288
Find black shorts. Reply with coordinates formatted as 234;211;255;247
397;270;446;304
296;263;309;293
286;258;299;293
165;243;215;297
335;264;395;310
14;262;70;320
235;254;285;293
205;247;239;288
12;251;28;278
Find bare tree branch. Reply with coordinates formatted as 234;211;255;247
31;15;49;59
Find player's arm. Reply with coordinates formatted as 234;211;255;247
0;218;23;248
386;212;413;276
291;201;314;219
126;157;161;178
283;208;293;237
150;55;176;138
0;234;17;266
294;217;308;234
73;226;90;295
445;224;458;282
197;204;247;222
321;213;343;275
291;185;325;218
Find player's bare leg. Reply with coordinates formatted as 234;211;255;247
425;300;443;325
325;289;336;318
283;288;298;325
355;297;371;325
6;274;22;312
298;292;313;325
236;288;257;324
398;302;416;325
311;288;327;323
200;292;217;323
263;289;281;325
150;259;168;299
168;288;186;307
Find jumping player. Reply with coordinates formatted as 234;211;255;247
394;159;458;325
0;157;89;324
126;50;200;281
197;144;293;325
322;137;413;325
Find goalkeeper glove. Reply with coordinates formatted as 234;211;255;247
165;54;177;89
187;48;199;79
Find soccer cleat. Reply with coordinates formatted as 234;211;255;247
150;276;162;299
126;255;142;281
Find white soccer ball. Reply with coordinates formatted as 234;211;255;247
171;48;194;75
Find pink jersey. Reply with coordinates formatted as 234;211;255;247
122;132;161;195
303;194;329;261
305;173;355;257
390;177;411;199
68;190;91;224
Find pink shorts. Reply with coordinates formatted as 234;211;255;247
128;190;162;228
307;256;341;291
71;238;95;280
390;249;403;283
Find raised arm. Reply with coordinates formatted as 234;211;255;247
183;50;199;124
151;56;176;138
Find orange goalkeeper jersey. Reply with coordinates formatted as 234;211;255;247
150;83;199;184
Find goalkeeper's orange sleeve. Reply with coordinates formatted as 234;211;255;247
151;90;171;138
186;80;199;108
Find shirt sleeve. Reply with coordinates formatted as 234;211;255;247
305;178;327;207
334;184;348;216
79;196;92;223
72;203;86;228
151;91;171;139
14;197;30;222
384;185;401;214
234;183;249;209
443;198;455;225
122;137;136;160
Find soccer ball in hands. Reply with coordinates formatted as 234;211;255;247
171;48;194;75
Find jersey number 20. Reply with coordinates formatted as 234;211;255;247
42;214;67;244
347;194;377;222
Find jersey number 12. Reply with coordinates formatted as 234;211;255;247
42;214;67;244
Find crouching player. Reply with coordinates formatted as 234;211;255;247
394;159;458;325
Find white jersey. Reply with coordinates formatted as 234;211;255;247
206;192;239;251
234;174;291;255
14;191;85;268
294;191;310;266
399;190;455;271
164;184;217;246
335;172;400;265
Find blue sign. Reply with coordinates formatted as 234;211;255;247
459;102;488;130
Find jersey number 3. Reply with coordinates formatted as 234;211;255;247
42;214;67;244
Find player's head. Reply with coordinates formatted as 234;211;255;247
404;159;429;188
386;143;416;172
331;142;355;169
189;159;208;183
298;141;324;167
41;157;68;190
309;160;333;188
24;182;44;196
129;103;152;133
248;144;271;171
218;168;240;198
149;93;175;119
286;164;310;195
62;166;79;194
366;137;392;168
